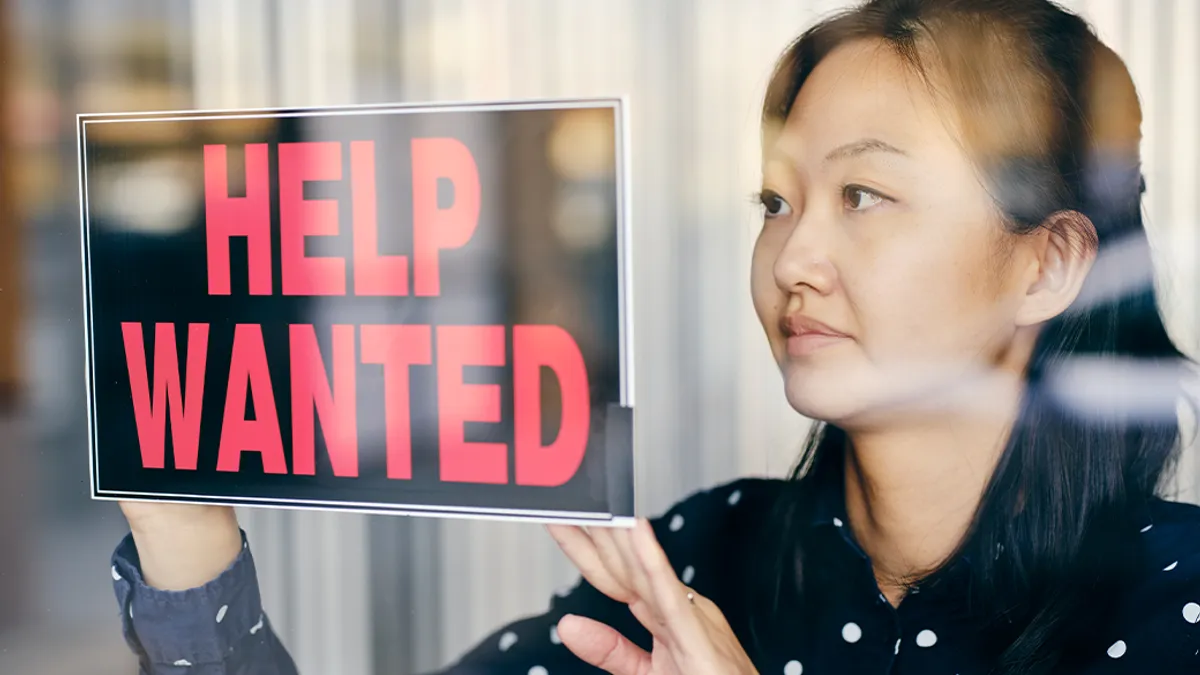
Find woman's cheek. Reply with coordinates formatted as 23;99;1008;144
844;265;939;361
750;283;784;355
749;275;787;362
750;234;780;307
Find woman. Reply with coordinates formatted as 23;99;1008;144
111;0;1200;673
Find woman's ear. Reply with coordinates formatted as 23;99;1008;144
1014;210;1098;327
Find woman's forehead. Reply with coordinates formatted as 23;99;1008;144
770;40;954;167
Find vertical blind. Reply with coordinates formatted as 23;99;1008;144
187;1;1200;673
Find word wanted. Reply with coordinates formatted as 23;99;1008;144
120;138;592;487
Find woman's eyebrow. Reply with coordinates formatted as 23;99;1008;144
764;137;910;173
823;138;909;164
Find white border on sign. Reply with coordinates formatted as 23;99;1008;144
93;492;637;528
77;97;635;526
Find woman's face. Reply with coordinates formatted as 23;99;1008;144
752;39;1038;427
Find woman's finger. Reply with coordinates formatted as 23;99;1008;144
556;614;651;675
610;524;660;621
630;518;706;641
588;526;636;598
545;525;633;603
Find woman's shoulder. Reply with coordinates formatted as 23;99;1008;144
1140;496;1200;569
647;478;786;567
1147;495;1200;525
645;477;788;606
650;476;788;536
647;476;789;547
1090;498;1200;669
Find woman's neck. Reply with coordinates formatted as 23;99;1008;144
842;388;1021;605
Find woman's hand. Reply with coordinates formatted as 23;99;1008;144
546;519;759;675
118;501;243;591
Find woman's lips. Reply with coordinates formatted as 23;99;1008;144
781;314;850;357
786;332;849;356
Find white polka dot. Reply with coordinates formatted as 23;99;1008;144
528;667;548;675
1140;524;1153;533
832;517;844;527
783;660;803;675
550;626;561;645
842;622;862;643
173;659;192;667
111;565;122;582
216;605;228;624
916;629;937;648
894;638;901;654
499;631;519;651
249;615;264;635
681;565;695;585
1184;603;1200;624
669;514;685;531
1107;640;1127;658
728;490;742;505
1165;561;1179;571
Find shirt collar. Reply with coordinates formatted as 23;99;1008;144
801;447;976;584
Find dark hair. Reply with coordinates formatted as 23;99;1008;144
756;1;1195;673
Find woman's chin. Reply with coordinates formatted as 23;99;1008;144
780;357;994;428
781;365;922;428
782;370;866;425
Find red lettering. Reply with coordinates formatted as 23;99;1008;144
279;142;346;296
217;324;287;473
121;322;209;470
513;325;591;486
361;324;432;480
290;324;359;477
437;325;506;483
204;144;271;295
352;141;409;296
412;138;480;297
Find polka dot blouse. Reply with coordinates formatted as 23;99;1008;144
111;473;1200;674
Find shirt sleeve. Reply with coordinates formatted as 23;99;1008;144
110;480;764;675
111;530;299;675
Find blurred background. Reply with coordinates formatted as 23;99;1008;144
0;0;1197;673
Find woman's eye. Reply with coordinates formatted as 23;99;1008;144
843;185;885;211
759;190;793;219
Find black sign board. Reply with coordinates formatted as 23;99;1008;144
78;99;634;524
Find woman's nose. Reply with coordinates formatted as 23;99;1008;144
772;222;837;296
